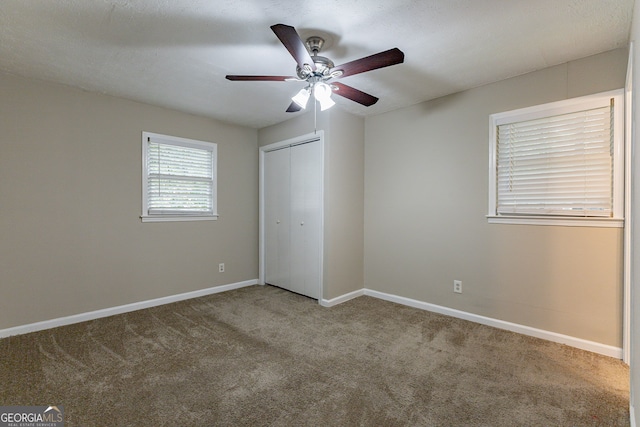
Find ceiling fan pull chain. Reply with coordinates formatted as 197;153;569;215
314;93;317;134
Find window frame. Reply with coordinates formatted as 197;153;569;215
141;131;218;223
487;89;624;228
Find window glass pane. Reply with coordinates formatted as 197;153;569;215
148;143;213;178
147;178;213;214
143;133;216;218
496;105;612;217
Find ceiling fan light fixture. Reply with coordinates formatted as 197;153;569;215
292;87;311;109
317;95;335;111
314;82;335;111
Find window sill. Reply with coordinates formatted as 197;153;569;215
486;215;623;228
141;215;219;223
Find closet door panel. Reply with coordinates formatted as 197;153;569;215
264;148;290;289
290;141;322;299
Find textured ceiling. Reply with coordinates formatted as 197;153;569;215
0;1;634;129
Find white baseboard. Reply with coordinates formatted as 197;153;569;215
363;289;622;359
0;279;258;339
320;288;365;307
2;281;623;360
631;404;636;427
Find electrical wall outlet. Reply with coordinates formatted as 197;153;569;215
453;280;462;294
219;263;225;273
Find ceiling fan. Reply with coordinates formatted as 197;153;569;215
226;24;405;113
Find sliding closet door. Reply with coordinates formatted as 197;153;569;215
264;147;291;290
290;141;322;299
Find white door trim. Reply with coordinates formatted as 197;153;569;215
624;43;633;365
259;131;325;302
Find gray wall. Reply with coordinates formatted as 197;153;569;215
364;48;628;347
259;108;365;300
0;72;259;330
0;41;630;378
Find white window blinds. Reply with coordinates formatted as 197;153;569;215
144;134;216;217
496;103;613;217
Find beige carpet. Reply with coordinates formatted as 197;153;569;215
0;285;629;426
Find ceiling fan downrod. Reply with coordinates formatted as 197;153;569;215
305;36;325;56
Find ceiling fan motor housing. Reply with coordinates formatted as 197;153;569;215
296;55;335;79
295;36;337;80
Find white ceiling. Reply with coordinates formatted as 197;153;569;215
0;1;634;129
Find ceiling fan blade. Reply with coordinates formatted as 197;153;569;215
226;75;295;81
331;48;404;79
332;82;378;107
271;24;316;71
286;101;302;113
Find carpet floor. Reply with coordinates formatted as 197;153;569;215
0;285;630;426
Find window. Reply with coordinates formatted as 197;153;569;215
487;89;624;227
141;132;217;222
